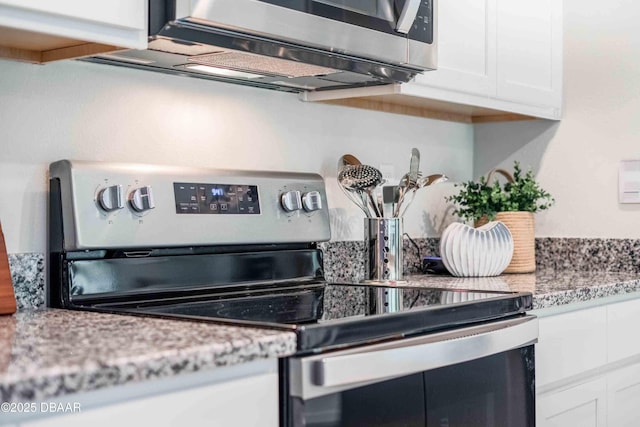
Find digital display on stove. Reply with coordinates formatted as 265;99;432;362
173;182;260;215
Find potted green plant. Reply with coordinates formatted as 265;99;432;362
446;161;554;273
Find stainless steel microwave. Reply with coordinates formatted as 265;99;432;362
88;0;437;92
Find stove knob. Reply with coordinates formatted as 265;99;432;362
302;191;323;212
97;185;124;212
130;186;155;212
281;190;302;212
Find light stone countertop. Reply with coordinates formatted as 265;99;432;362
0;309;296;403
3;269;639;405
403;269;640;310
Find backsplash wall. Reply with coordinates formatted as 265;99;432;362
0;58;472;254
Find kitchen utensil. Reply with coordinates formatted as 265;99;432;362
337;156;371;217
340;154;362;167
0;222;17;315
376;194;384;219
409;148;420;186
397;173;449;217
382;185;399;218
394;149;421;217
338;164;383;217
419;173;449;187
394;173;417;217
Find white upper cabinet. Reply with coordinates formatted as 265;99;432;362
0;0;146;63
495;0;562;111
302;0;563;122
413;0;496;97
407;0;563;120
412;0;562;119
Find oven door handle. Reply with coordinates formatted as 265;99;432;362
313;315;537;389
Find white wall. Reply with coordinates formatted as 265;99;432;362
474;0;640;238
0;59;473;253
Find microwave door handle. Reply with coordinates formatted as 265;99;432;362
313;316;538;388
396;0;422;33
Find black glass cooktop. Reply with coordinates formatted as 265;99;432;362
63;249;530;352
99;282;532;354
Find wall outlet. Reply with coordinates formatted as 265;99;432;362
619;160;640;203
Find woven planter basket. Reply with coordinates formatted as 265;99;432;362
472;168;536;273
475;212;535;273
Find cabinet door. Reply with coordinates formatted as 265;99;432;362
22;372;279;427
608;363;640;427
413;0;496;96
537;378;607;427
495;0;562;109
536;306;607;388
607;298;640;363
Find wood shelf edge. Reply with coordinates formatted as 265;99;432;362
321;98;473;124
0;45;42;63
471;113;537;124
41;42;120;63
320;97;538;124
0;42;120;64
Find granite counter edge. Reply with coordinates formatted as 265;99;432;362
0;327;297;404
531;278;640;310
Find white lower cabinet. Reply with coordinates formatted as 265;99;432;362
17;366;278;427
607;298;640;363
535;297;640;427
537;378;607;427
535;306;607;387
607;363;640;427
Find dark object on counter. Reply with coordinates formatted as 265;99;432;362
0;222;17;315
422;256;451;275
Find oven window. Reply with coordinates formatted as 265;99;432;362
424;346;536;427
296;373;426;427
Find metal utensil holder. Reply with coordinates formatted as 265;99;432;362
364;218;404;283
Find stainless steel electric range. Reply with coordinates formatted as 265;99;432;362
48;160;538;427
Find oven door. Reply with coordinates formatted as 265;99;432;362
286;315;537;427
177;0;436;70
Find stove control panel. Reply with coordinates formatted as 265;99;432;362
50;160;331;250
174;183;260;215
